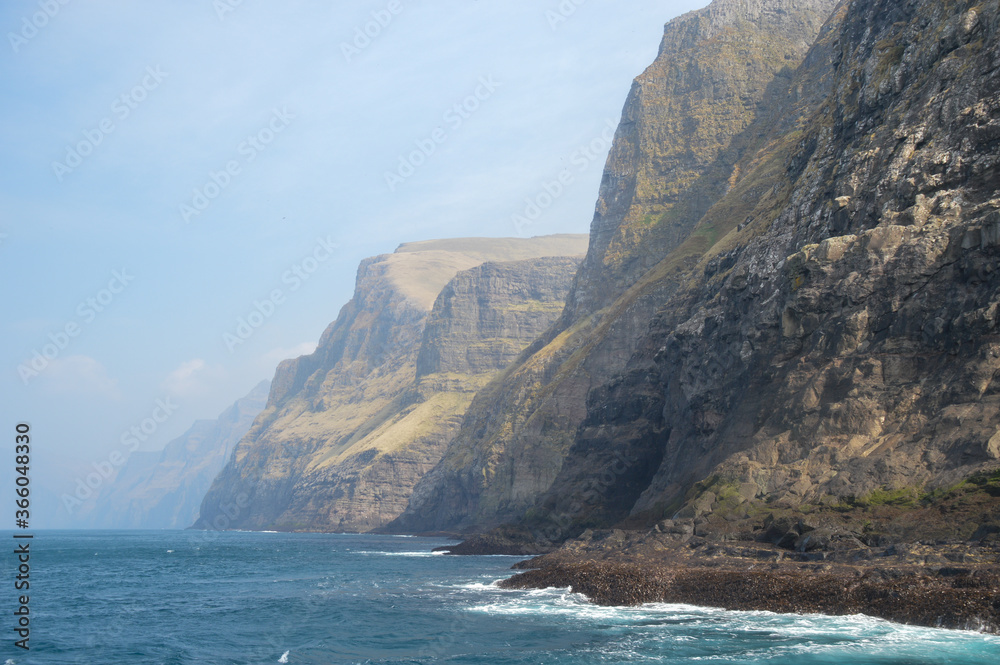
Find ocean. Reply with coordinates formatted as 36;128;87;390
3;531;998;664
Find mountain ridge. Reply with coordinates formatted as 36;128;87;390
391;0;842;535
194;235;588;532
81;379;270;530
429;0;1000;553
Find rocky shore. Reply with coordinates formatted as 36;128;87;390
492;528;1000;633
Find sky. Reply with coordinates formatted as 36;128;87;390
0;0;708;527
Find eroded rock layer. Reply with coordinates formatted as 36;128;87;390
393;0;841;534
194;236;587;532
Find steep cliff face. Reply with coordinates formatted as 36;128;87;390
194;236;587;532
569;0;840;317
522;0;1000;541
393;0;840;534
83;380;269;529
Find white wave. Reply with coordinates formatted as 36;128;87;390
467;586;638;621
278;650;289;663
452;580;504;591
472;587;1000;654
352;550;437;557
452;574;1000;663
664;605;998;641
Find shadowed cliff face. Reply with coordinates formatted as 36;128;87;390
81;380;270;529
393;0;840;535
523;0;1000;540
193;236;586;532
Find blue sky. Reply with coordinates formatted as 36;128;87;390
0;0;707;527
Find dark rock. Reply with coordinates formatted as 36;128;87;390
396;0;841;536
794;527;866;553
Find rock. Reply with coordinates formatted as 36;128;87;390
498;555;1000;633
653;519;673;533
435;527;554;556
671;520;695;536
396;0;840;536
762;516;801;548
447;0;1000;547
692;492;717;517
81;380;270;529
973;524;1000;543
194;236;588;532
794;527;865;553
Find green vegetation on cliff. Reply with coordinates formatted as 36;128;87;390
402;0;1000;551
195;236;587;532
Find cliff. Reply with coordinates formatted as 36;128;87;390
529;0;1000;543
393;0;841;534
83;380;269;529
194;235;587;532
402;0;1000;550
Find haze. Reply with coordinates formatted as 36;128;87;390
0;0;707;527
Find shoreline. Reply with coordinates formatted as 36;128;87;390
476;529;1000;634
499;558;999;633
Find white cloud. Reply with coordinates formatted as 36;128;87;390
259;342;317;372
162;358;226;397
40;355;120;399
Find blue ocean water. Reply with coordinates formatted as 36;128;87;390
2;531;998;664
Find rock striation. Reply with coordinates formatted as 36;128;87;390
543;0;1000;536
194;236;587;532
401;0;1000;549
393;0;841;535
200;0;1000;563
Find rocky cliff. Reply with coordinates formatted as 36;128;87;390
399;0;1000;547
393;0;840;534
194;235;587;532
609;0;1000;535
83;380;269;529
